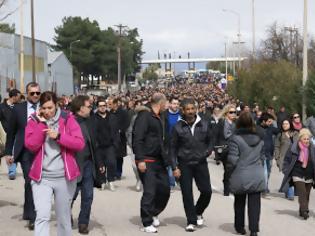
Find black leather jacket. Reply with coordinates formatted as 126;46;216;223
169;115;214;169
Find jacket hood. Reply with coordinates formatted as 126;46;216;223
235;128;261;147
135;105;151;113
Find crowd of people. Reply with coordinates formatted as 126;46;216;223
0;80;315;236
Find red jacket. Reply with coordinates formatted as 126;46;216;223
25;113;85;182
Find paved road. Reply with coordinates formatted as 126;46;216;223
0;156;315;236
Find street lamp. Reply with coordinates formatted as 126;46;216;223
222;8;241;69
70;39;81;61
252;0;256;59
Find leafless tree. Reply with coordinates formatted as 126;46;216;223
259;22;303;67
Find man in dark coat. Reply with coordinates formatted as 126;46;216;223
71;95;104;234
3;82;40;230
132;93;170;233
107;97;130;179
170;98;213;232
0;89;21;179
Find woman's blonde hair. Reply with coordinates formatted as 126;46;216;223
298;128;312;140
219;104;236;119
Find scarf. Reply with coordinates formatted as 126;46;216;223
298;141;309;168
293;121;302;131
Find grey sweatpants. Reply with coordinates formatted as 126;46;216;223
31;178;76;236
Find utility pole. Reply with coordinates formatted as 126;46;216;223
114;24;127;93
285;26;298;63
302;0;308;122
252;0;256;59
20;0;24;93
225;41;228;87
30;0;36;82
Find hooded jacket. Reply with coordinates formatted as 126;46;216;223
227;128;266;194
279;141;315;192
132;106;168;165
169;115;213;169
25;111;85;182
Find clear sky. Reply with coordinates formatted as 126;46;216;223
2;0;315;60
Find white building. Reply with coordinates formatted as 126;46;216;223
0;32;74;97
48;51;74;96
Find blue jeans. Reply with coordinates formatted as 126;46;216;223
167;166;176;187
286;186;295;198
8;163;17;178
73;160;94;225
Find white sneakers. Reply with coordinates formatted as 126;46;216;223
141;225;158;233
136;180;142;192
140;217;160;233
152;216;160;227
197;215;204;226
185;224;196;232
108;182;116;192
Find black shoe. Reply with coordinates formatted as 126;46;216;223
27;221;35;231
78;224;89;234
250;232;258;236
302;212;309;220
235;228;246;235
71;215;74;228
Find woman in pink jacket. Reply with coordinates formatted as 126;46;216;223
25;91;84;236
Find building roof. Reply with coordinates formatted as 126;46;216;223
47;51;63;64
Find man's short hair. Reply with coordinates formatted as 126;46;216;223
151;93;166;105
71;95;89;114
260;112;274;122
9;89;21;98
26;82;39;92
180;98;196;109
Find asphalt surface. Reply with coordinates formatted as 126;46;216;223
0;156;315;236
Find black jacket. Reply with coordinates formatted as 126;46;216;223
0;101;14;133
169;115;213;169
75;115;102;183
93;112;120;150
132;108;168;165
110;107;130;157
280;141;315;192
4;102;29;160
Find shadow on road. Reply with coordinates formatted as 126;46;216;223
129;216;141;226
274;209;300;219
163;216;186;228
0;200;18;208
218;223;235;234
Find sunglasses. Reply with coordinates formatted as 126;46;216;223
293;116;300;119
229;111;237;114
29;92;41;96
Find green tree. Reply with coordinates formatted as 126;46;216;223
53;17;143;86
0;23;15;33
305;72;315;116
228;60;302;113
142;64;159;82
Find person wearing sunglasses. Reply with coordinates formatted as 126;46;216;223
25;91;84;236
291;113;304;132
213;104;237;196
70;95;103;234
3;82;41;230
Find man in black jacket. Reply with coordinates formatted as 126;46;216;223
93;98;119;191
71;95;104;234
3;82;40;230
132;93;170;233
107;97;130;179
0;89;21;179
170;98;213;232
